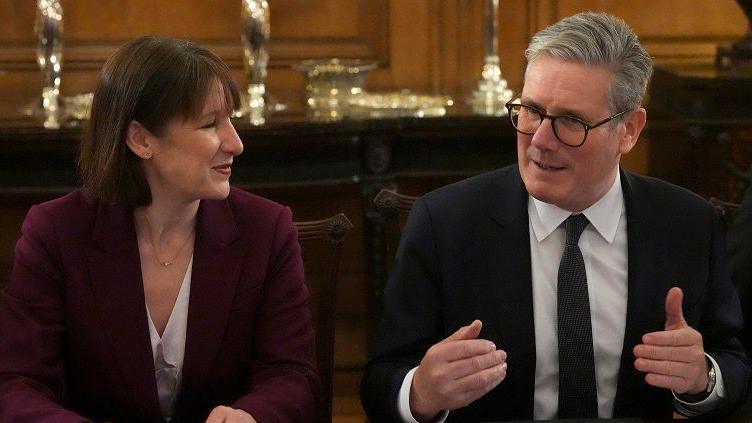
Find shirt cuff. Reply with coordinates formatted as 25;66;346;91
673;353;726;417
398;367;450;423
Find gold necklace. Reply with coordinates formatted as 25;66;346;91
143;213;195;267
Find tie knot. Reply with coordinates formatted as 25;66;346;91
564;214;589;246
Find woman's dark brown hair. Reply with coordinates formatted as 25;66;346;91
77;36;240;207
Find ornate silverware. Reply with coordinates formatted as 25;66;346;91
239;0;270;125
35;0;64;128
471;0;513;116
293;58;377;121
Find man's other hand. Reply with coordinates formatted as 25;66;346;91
410;320;507;422
633;287;709;395
205;406;256;423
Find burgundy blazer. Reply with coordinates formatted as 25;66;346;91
0;188;320;422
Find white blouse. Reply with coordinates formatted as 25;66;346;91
146;257;192;420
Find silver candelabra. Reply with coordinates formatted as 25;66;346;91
471;0;513;116
240;0;270;125
35;0;64;128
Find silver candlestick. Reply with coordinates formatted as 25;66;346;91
240;0;270;125
471;0;513;116
35;0;63;128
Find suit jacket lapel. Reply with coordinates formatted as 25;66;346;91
86;202;162;419
174;198;244;415
613;170;673;418
474;168;536;418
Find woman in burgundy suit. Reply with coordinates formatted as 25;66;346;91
0;36;319;422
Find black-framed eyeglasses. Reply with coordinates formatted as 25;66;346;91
505;101;631;147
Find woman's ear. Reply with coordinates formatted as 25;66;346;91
618;107;647;155
125;120;153;159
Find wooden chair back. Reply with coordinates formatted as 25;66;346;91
710;197;741;234
373;189;418;273
295;213;354;423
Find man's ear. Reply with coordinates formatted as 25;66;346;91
618;107;647;155
125;120;153;159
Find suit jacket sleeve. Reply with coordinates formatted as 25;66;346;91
726;185;752;354
701;205;752;415
231;206;320;422
0;205;92;422
361;198;446;422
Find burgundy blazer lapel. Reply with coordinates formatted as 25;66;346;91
86;202;162;419
176;198;244;411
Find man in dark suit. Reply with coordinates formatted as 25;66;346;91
728;183;752;354
361;12;750;422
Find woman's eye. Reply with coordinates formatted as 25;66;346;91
201;121;216;129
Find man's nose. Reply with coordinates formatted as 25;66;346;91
529;118;559;151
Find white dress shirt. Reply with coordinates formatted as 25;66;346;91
146;257;192;420
398;172;724;422
529;172;627;418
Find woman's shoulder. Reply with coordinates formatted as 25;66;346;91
226;187;286;213
223;187;293;230
212;188;296;247
27;189;99;225
37;188;97;208
16;189;101;259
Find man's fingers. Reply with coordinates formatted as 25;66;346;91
411;320;503;417
634;357;694;379
206;406;229;423
429;338;497;363
453;361;508;393
633;344;703;363
451;364;508;408
643;372;689;392
664;287;687;330
645;372;676;390
637;357;694;393
641;327;699;347
442;320;483;344
443;349;507;380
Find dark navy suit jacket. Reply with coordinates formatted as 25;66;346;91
362;165;750;422
0;188;320;422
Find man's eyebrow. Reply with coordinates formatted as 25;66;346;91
518;96;541;109
519;97;590;120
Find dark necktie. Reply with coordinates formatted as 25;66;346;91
557;214;598;418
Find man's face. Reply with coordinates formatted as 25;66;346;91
517;55;637;212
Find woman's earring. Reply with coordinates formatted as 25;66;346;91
142;151;152;159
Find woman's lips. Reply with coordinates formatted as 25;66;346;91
212;163;232;175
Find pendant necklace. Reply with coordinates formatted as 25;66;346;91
143;213;195;267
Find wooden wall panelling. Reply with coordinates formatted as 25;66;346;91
1;1;749;113
535;0;747;65
0;1;394;115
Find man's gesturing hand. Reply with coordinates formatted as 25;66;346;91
410;320;507;422
633;287;709;395
205;406;256;423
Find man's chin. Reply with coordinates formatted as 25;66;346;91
524;181;568;208
523;175;556;199
529;191;560;205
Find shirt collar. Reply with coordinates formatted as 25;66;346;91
529;171;624;244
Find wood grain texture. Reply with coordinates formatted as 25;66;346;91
0;0;745;112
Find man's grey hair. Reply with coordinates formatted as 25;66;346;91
525;12;653;114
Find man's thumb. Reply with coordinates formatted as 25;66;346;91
665;287;687;329
442;319;483;343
